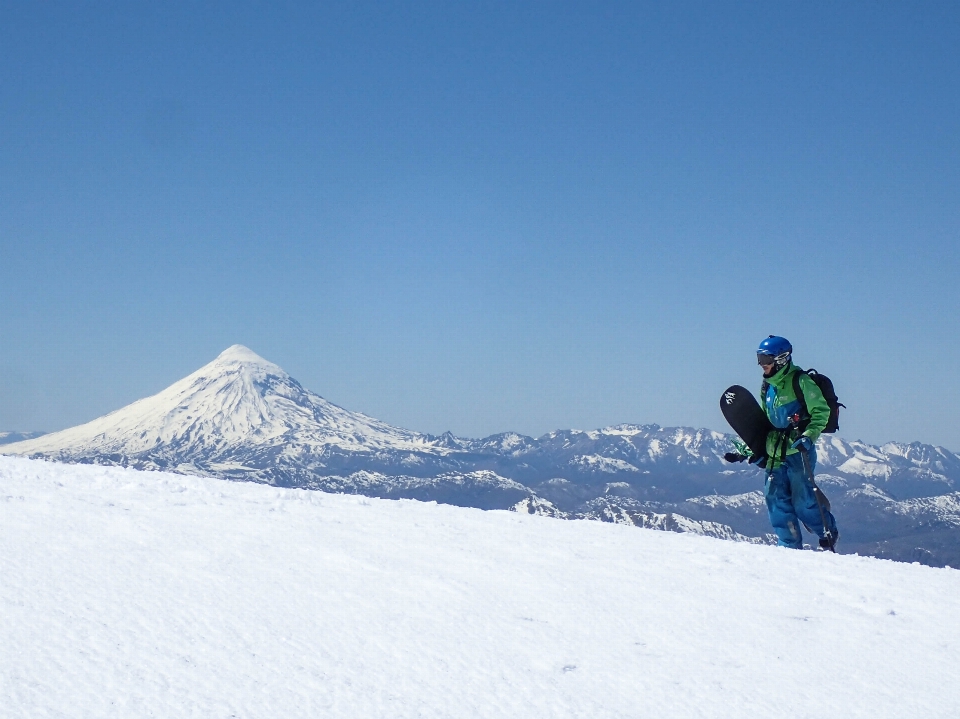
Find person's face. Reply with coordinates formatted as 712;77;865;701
758;354;777;377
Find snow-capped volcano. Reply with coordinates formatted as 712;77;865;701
4;345;444;480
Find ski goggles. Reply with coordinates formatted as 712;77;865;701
756;353;777;366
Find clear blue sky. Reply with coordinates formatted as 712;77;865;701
2;2;959;449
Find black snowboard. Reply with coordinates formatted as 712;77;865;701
720;385;773;459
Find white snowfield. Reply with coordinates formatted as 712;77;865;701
2;457;959;719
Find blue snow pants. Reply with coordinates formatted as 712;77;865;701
764;449;838;549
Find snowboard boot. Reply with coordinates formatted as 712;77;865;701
818;530;839;552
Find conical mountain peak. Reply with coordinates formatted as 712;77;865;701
204;345;287;378
2;346;434;474
215;344;273;365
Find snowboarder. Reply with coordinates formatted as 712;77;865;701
749;336;839;550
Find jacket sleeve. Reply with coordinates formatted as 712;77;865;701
798;372;830;442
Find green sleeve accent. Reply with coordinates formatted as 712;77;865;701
732;438;751;456
799;372;830;442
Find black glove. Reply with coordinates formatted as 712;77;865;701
724;452;747;463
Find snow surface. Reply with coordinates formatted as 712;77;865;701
3;456;959;718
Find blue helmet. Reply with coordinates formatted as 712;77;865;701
757;335;792;369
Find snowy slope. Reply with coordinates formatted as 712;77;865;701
1;456;958;718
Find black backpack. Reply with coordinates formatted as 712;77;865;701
793;369;845;434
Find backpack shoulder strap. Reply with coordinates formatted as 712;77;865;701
793;368;809;421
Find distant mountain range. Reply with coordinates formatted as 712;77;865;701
5;345;959;567
0;431;46;445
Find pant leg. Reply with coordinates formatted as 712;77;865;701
764;464;804;549
783;450;838;540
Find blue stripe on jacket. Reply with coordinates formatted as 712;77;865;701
764;383;802;429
